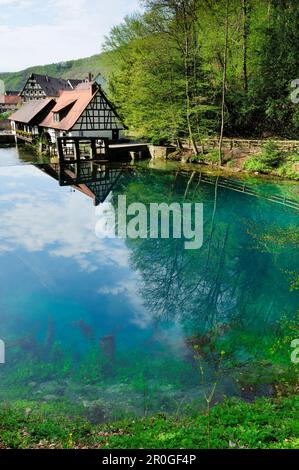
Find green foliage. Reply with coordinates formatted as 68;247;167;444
204;150;222;164
2;1;299;144
102;0;299;141
259;141;283;166
243;140;299;178
244;141;283;173
250;1;299;137
3;1;299;143
0;112;10;121
0;53;112;91
0;396;298;449
276;161;299;180
104;7;217;145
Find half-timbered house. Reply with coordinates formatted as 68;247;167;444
20;73;83;102
0;91;21;113
9;98;56;141
39;82;125;142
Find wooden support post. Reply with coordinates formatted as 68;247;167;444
74;140;80;163
57;138;64;163
90;138;96;160
91;161;97;179
105;139;110;160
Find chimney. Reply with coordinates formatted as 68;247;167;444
91;82;99;95
88;72;93;82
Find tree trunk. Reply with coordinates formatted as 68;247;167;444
176;137;183;149
184;34;199;155
242;0;249;93
219;0;229;165
181;2;199;156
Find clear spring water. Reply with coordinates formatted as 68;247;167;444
0;145;298;422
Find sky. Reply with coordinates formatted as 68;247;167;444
0;0;141;72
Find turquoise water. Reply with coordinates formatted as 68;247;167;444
0;146;298;421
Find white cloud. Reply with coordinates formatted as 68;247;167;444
0;164;153;328
0;1;32;5
0;166;129;271
0;0;141;72
98;277;154;329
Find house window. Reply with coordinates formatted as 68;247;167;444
53;112;60;122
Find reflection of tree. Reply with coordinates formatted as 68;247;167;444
113;168;299;337
246;223;299;293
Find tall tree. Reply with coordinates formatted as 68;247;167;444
144;0;201;154
219;0;229;163
242;0;250;93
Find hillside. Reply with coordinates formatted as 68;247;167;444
0;52;113;92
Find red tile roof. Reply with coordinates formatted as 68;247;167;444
5;95;21;105
0;94;21;105
9;98;55;124
51;98;77;113
40;86;97;131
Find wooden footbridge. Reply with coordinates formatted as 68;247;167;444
53;137;151;162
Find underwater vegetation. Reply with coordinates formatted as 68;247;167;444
0;162;298;448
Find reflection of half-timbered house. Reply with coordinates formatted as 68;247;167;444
38;161;124;206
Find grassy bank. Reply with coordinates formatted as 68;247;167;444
0;395;298;449
168;141;299;181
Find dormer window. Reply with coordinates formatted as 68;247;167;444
53;112;60;122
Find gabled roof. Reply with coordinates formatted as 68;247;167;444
0;94;20;105
68;79;83;89
52;98;77;113
6;91;19;96
20;73;83;98
40;86;98;131
9;98;55;124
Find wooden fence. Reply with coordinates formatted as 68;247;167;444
182;138;299;153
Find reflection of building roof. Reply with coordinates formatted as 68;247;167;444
37;162;123;206
9;98;56;124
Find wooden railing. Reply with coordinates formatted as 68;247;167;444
205;138;299;152
179;170;299;210
182;138;299;153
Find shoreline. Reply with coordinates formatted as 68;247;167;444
0;393;298;449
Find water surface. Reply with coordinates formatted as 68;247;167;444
0;145;298;421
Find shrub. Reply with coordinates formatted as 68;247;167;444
244;140;284;173
204;149;221;164
276;162;299;180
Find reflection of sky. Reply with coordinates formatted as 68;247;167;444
0;165;153;343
